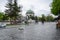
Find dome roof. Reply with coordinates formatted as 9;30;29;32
26;10;34;14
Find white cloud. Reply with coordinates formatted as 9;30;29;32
0;0;52;16
0;0;7;12
18;0;52;16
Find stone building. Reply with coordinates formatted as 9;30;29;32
26;10;34;17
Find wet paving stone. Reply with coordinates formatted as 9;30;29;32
0;22;60;40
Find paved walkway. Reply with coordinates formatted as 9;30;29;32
0;22;60;40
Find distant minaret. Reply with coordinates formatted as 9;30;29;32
8;0;12;3
14;0;17;4
14;0;17;2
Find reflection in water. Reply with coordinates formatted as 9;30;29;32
52;29;60;40
0;22;60;40
23;22;60;40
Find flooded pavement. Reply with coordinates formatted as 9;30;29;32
0;22;60;40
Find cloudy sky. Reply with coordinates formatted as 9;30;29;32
0;0;53;16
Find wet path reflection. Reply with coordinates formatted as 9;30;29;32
0;22;60;40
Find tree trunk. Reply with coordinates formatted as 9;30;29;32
13;17;17;24
10;18;13;24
